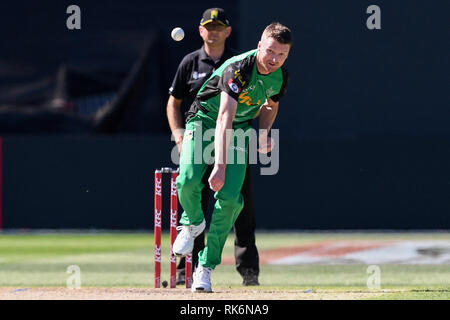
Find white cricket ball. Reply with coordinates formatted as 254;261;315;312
171;27;185;41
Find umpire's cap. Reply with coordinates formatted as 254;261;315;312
200;8;230;26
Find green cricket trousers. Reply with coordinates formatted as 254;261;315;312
176;112;250;269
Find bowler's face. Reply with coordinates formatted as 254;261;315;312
257;36;290;74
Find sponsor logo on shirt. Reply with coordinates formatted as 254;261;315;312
238;91;261;106
234;70;246;86
192;71;207;80
243;84;256;92
228;78;241;94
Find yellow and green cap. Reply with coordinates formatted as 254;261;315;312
200;8;230;26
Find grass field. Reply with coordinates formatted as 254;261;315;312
0;231;449;300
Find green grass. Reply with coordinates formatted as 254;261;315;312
0;231;449;299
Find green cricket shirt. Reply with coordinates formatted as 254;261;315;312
186;49;289;124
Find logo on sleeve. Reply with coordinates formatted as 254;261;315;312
239;91;261;106
234;70;246;86
228;78;241;94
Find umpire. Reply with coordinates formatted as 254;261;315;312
166;8;259;286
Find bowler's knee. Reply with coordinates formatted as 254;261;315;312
177;172;203;196
215;189;244;210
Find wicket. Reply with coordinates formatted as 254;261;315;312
154;167;192;288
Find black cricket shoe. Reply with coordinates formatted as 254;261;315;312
176;270;185;285
241;269;260;286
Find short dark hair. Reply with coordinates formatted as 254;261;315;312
263;22;292;45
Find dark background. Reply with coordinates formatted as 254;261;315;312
0;0;449;229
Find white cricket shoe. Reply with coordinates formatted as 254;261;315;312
191;265;213;293
172;219;206;257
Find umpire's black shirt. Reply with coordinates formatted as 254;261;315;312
168;45;237;122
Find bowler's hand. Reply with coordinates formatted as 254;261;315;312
208;165;226;192
258;136;274;154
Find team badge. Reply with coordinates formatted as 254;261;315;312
228;78;241;94
266;87;275;97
